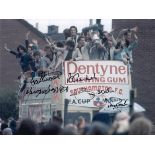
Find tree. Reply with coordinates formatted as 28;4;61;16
0;90;19;120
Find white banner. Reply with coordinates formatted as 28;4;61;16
64;61;129;85
64;61;130;112
20;73;64;105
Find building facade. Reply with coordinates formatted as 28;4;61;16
0;19;46;92
112;19;155;123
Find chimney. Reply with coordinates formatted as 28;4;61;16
89;19;93;26
96;19;104;31
48;25;58;35
35;22;39;30
96;19;101;25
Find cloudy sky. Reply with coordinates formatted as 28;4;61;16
26;19;112;33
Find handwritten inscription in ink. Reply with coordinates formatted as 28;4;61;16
30;71;62;86
67;73;97;83
26;85;68;97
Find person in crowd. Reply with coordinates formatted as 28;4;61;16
46;39;82;73
82;30;93;43
2;127;12;135
39;45;55;76
25;31;39;57
55;39;82;61
76;116;86;134
114;27;138;65
81;33;108;60
129;117;153;135
109;112;130;135
67;26;79;47
48;41;64;72
122;27;138;69
39;122;62;135
77;36;86;54
51;116;63;127
80;124;91;135
0;122;8;135
33;52;41;76
63;28;71;40
102;30;117;60
87;122;109;135
80;31;93;60
63;123;78;135
16;119;36;135
64;40;82;61
0;118;2;133
129;112;145;124
9;119;17;135
4;43;37;78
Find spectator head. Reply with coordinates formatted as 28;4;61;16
63;28;71;40
103;31;109;38
17;45;27;53
52;116;63;127
56;42;64;48
124;29;132;41
2;128;12;135
129;117;153;135
44;45;53;54
65;40;75;51
16;119;36;135
63;124;78;135
77;36;85;47
33;52;40;60
70;26;78;37
80;125;91;135
0;118;2;132
120;38;126;47
8;117;14;121
115;41;122;49
77;116;86;129
87;122;109;135
83;31;92;42
40;122;62;135
9;119;17;134
110;112;130;135
39;49;45;57
44;45;54;61
129;112;145;124
1;122;8;131
115;112;130;122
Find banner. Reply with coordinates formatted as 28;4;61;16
21;72;64;105
28;104;42;122
64;61;130;113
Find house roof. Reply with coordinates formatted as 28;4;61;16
18;19;65;42
17;19;46;40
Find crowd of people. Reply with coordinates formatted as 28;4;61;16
0;111;153;135
1;23;143;135
4;25;138;79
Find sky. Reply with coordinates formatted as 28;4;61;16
26;19;112;33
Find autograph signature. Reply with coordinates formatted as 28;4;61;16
70;87;114;98
67;73;97;83
30;71;62;86
26;85;68;97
